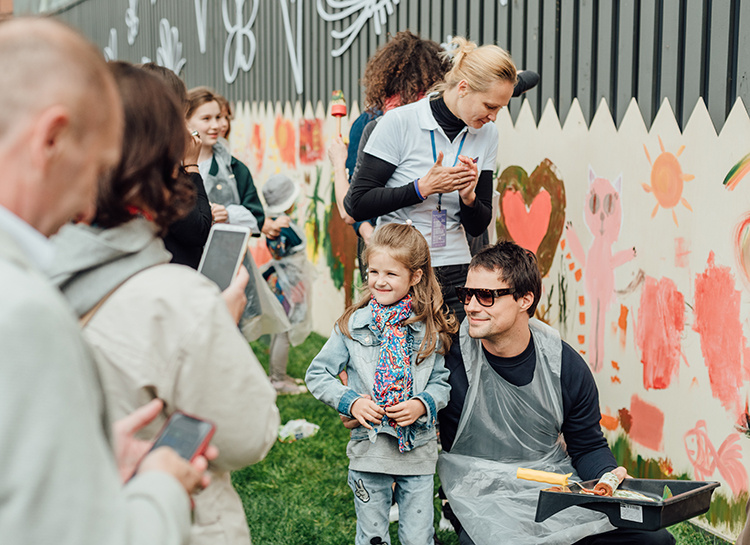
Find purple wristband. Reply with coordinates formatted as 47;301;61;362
414;178;425;201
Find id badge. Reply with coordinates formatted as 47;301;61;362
431;209;447;248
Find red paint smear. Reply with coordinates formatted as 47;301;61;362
600;413;619;431
568;262;576;271
501;189;551;254
618;305;629;349
251;124;265;172
693;252;744;416
612;361;620;371
248;242;272;267
575;269;582;282
298;118;324;165
611;376;621;384
629;394;664;451
577;335;585;344
560;239;566;250
579;312;586;325
674;237;690;268
274;116;296;167
579;295;585;306
618;408;632;433
636;276;685;390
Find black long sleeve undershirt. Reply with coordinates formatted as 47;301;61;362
438;335;617;481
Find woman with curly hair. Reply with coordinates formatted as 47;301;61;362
330;31;450;256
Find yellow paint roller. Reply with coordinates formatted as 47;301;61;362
516;468;573;486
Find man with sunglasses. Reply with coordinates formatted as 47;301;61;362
437;241;674;545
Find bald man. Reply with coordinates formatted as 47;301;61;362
0;18;207;545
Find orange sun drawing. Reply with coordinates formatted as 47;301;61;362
642;136;695;226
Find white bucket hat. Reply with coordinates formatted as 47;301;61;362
263;174;300;216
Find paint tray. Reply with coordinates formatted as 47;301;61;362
534;479;720;530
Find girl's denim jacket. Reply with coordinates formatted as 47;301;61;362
305;306;450;449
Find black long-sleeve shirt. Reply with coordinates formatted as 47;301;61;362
438;333;617;481
163;171;212;269
344;96;493;237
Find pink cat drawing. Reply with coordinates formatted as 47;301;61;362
566;167;636;372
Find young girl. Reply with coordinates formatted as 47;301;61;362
306;222;457;545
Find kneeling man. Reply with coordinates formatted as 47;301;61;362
438;241;674;545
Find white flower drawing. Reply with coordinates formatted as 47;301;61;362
223;0;259;84
156;18;186;75
103;28;117;61
125;0;139;46
316;0;400;57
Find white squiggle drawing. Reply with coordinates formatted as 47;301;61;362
104;28;117;61
126;0;139;46
223;0;259;84
441;35;457;52
156;18;186;75
317;0;400;57
279;0;303;94
195;0;208;54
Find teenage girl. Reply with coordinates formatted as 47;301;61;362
306;222;458;545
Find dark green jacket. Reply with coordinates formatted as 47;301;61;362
209;154;265;235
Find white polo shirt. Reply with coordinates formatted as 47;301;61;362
363;96;498;267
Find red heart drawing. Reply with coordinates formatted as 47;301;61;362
502;189;551;255
495;159;566;277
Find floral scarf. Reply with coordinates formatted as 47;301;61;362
370;294;414;452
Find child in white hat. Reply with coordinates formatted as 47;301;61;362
261;174;312;394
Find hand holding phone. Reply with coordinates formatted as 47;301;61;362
198;224;251;291
132;410;217;495
148;411;216;462
221;265;250;324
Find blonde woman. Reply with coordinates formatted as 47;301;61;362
345;37;517;320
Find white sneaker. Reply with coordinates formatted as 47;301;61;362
388;502;399;523
271;378;307;395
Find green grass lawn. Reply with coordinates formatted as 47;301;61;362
232;333;729;545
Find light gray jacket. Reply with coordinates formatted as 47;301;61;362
305;306;450;450
0;226;190;545
48;219;280;545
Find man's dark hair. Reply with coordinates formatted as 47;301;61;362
469;240;542;317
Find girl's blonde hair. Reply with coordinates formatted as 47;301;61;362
336;223;458;363
432;36;517;94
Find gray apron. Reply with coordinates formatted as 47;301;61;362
438;319;614;544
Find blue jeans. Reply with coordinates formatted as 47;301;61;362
348;469;434;545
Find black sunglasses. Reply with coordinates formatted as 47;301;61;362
455;287;514;307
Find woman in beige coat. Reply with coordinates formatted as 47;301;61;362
48;62;279;545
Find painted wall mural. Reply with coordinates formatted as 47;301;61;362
229;95;750;540
566;168;636;373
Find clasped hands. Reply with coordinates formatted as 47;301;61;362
348;395;426;430
416;151;479;206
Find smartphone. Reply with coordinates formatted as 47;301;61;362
148;411;216;462
198;224;251;291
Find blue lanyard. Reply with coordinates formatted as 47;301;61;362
430;130;467;210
